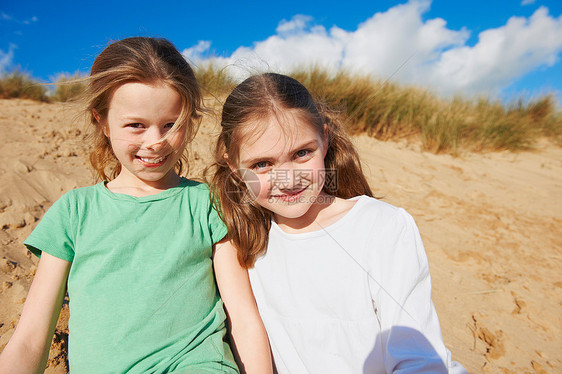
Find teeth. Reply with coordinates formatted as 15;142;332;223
139;156;165;164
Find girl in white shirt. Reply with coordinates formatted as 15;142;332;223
211;72;466;373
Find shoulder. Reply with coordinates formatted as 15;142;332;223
354;195;400;214
177;179;220;216
48;184;102;209
355;197;429;274
351;196;426;262
62;183;103;198
177;179;214;205
179;179;226;241
353;196;415;233
179;179;211;195
188;180;211;193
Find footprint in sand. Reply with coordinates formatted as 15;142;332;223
531;360;548;374
2;258;18;273
510;291;526;314
469;315;506;361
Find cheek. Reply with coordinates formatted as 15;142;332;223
110;136;141;152
126;143;142;153
240;169;266;199
167;131;186;151
299;159;327;191
256;174;272;197
302;157;326;181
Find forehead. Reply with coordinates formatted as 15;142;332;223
237;110;321;162
108;82;182;115
243;108;319;140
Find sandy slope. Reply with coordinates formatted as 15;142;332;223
0;99;560;373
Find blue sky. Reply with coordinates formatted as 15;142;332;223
1;0;561;102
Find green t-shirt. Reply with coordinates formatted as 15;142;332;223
25;179;238;373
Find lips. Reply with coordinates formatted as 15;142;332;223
136;155;167;167
271;186;307;203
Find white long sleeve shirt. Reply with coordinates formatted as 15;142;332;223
249;196;467;373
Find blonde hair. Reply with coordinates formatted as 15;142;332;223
84;37;203;180
211;73;373;268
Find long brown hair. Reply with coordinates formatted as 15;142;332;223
211;73;373;268
83;37;203;180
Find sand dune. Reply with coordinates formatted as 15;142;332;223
0;99;560;373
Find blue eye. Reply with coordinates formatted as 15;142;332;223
126;123;144;129
253;161;270;171
295;149;310;158
164;122;175;129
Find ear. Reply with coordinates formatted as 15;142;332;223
92;109;109;137
224;153;237;173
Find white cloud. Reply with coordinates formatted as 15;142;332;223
1;13;38;24
0;44;16;74
336;0;469;84
427;7;562;95
521;0;536;5
185;0;562;97
182;40;211;63
23;16;38;25
228;21;344;74
276;15;314;34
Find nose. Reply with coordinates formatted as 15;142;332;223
144;127;166;150
273;163;306;191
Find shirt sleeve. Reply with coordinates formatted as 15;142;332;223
368;208;467;374
206;189;228;245
24;192;76;262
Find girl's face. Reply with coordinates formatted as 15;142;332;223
103;82;186;190
235;111;329;227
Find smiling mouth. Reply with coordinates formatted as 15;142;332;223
136;155;167;167
271;186;308;202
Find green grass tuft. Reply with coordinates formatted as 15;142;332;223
0;70;49;102
289;67;561;154
52;73;87;102
194;64;236;97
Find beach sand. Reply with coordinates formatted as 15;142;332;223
0;99;560;373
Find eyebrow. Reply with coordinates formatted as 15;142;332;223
239;139;319;165
119;115;179;123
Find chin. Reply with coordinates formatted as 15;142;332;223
269;203;313;220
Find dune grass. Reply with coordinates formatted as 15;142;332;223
52;73;87;102
289;68;561;153
0;71;87;103
1;66;560;154
194;63;236;98
0;71;49;102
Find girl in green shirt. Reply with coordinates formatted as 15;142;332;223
0;37;272;374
